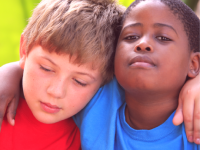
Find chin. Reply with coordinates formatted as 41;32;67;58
33;113;59;124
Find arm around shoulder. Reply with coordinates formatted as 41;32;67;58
173;73;200;144
0;61;23;129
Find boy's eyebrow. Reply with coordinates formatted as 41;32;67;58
41;56;96;80
121;23;142;32
154;23;178;35
41;56;57;66
76;72;96;80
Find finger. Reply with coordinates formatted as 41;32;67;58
0;95;9;131
182;92;194;143
6;94;19;126
173;98;183;126
193;97;200;144
173;108;183;126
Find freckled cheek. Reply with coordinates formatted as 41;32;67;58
78;93;92;106
23;76;37;98
27;72;40;87
70;89;97;112
62;98;88;115
23;69;47;96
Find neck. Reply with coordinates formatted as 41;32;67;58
125;91;178;130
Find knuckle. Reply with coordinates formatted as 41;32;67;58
194;130;200;135
186;131;193;136
185;88;196;95
7;110;16;117
194;111;200;120
184;115;193;123
186;89;191;94
180;89;192;99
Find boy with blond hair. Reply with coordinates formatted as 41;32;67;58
0;0;124;149
4;0;200;150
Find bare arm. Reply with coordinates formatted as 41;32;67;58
0;62;200;145
0;62;23;130
173;73;200;144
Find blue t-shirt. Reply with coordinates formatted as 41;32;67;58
73;77;199;150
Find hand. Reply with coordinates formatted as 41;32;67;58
173;74;200;144
0;62;23;130
0;86;20;129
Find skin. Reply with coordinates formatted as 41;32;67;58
0;0;200;144
173;74;200;143
19;36;103;124
115;0;199;131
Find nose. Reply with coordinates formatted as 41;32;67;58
134;39;154;53
47;78;66;99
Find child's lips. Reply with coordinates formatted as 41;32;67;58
40;102;61;113
129;55;155;68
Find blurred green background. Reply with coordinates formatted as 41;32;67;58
0;0;199;66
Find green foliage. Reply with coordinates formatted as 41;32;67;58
0;0;132;67
118;0;135;7
0;0;40;66
0;0;198;66
182;0;199;10
119;0;199;9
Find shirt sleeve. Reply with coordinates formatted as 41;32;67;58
73;77;125;149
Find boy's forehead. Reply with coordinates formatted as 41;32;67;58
123;1;181;30
28;45;103;76
126;0;167;19
120;0;188;48
121;0;199;53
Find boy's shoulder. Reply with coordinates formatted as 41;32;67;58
73;77;126;149
0;97;80;150
74;77;125;118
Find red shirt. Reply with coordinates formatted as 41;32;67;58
0;97;81;150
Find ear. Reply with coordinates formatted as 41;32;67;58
187;52;200;78
19;34;26;69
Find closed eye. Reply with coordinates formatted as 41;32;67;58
40;65;52;72
73;78;87;87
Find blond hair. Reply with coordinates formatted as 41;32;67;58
23;0;125;85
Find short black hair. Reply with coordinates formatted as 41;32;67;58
122;0;200;52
